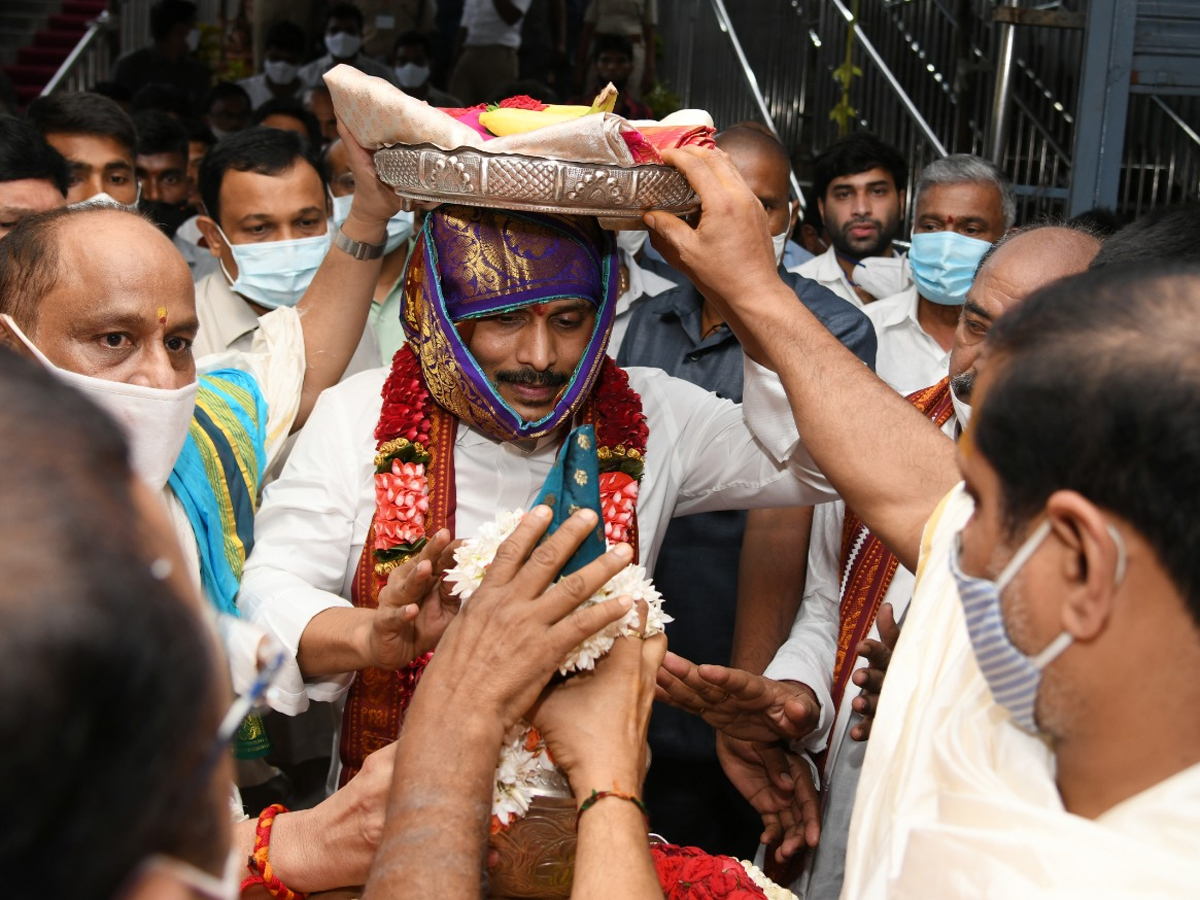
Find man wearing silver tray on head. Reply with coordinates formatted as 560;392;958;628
237;184;870;846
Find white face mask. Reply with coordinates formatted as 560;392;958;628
140;851;241;900
616;229;648;259
70;182;141;212
263;59;299;85
1;314;197;491
950;385;972;430
185;27;201;53
852;254;911;301
395;62;431;89
330;194;413;255
325;32;362;59
215;224;332;309
771;228;789;267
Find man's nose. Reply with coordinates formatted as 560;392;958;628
127;341;182;390
515;320;555;371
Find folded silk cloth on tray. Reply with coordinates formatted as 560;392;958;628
325;64;713;168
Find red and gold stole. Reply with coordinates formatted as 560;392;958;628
339;347;648;784
827;376;956;727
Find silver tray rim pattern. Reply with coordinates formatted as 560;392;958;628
373;142;699;218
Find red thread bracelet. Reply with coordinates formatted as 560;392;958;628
241;803;308;900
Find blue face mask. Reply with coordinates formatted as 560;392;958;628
330;193;414;256
950;519;1126;733
216;224;331;309
909;231;991;306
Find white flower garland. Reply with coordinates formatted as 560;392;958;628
738;859;800;900
443;508;671;826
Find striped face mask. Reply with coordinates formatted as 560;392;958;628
949;520;1126;734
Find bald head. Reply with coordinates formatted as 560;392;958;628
715;125;795;241
948;225;1101;403
0;205;199;389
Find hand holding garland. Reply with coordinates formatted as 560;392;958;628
363;506;636;900
530;632;668;900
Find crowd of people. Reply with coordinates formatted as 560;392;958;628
1;1;1199;897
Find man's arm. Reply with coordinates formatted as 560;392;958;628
493;0;525;26
291;118;402;429
730;506;812;675
645;148;958;570
363;507;635;899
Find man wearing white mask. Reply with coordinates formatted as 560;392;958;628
864;154;1013;395
26;91;140;209
789;133;910;307
111;0;211;110
389;30;461;107
192;127;379;374
323;136;417;362
238;21;307;110
299;4;400;90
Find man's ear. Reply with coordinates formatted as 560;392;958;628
897;189;907;220
817;196;825;223
788;198;801;233
194;215;225;259
1044;489;1124;642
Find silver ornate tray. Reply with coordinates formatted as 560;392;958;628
374;143;699;218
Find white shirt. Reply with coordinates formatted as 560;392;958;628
173;215;220;282
237;72;303;109
193;270;380;380
768;412;959;900
459;0;533;48
790;244;863;309
239;357;836;715
193;270;380;482
863;285;953;396
844;485;1200;899
607;248;678;358
298;53;398;89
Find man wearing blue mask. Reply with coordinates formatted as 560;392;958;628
238;21;307;110
864;154;1013;395
193;127;380;378
322;135;417;362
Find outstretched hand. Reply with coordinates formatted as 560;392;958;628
850;602;901;741
531;632;667;799
368;529;459;670
655;651;820;744
715;733;820;861
418;506;637;729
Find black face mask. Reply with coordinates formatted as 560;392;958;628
139;200;195;238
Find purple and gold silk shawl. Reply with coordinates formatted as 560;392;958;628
401;204;619;442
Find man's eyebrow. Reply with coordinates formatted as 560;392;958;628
69;310;147;335
69;161;92;175
169;315;201;335
962;298;993;321
103;161;133;173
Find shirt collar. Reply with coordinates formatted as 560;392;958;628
201;271;262;349
616;249;678;316
871;284;922;328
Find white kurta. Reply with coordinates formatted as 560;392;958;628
767;413;958;900
238;358;837;716
789;245;861;309
842;485;1200;898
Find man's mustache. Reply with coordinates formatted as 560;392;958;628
496;368;570;388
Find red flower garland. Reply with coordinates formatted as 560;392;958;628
652;844;770;900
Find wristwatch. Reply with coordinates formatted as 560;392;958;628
334;224;386;260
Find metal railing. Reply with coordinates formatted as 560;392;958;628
1119;93;1200;216
40;9;116;96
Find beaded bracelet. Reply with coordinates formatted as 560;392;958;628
241;803;308;900
576;788;650;827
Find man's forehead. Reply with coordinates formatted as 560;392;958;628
47;131;131;165
915;180;1000;218
0;179;66;213
219;164;325;215
828;167;895;190
975;227;1099;316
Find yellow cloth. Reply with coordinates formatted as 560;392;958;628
843;484;1200;899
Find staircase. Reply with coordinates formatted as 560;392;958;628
2;0;108;108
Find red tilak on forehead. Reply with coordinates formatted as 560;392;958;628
532;303;548;316
946;215;955;225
